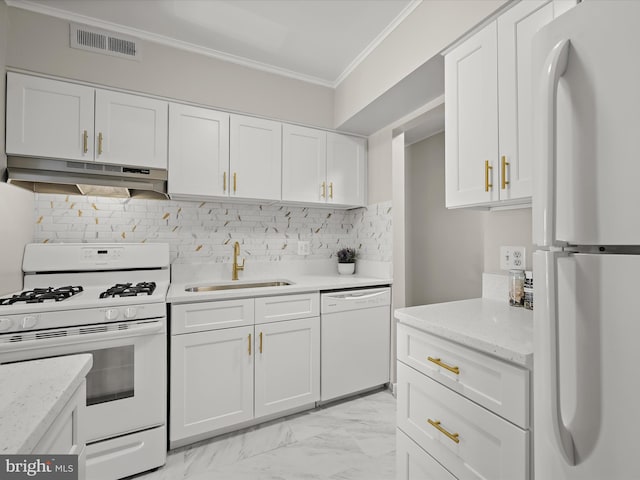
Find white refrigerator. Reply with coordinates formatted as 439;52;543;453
532;1;640;479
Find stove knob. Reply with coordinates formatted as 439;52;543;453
124;307;137;319
0;318;13;331
105;308;120;321
22;316;37;329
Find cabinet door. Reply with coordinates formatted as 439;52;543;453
230;114;282;201
254;317;319;418
168;103;229;198
95;89;168;169
326;132;366;207
397;429;456;480
170;326;254;443
445;22;499;207
282;124;327;203
6;73;94;161
498;1;553;201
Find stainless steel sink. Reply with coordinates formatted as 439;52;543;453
185;281;292;292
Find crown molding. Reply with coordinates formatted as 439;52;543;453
334;0;423;87
6;0;421;89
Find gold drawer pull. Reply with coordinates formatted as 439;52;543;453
428;419;460;444
485;160;493;192
427;356;460;375
248;333;252;355
233;172;237;193
82;130;88;153
223;171;227;192
329;182;334;199
98;132;104;155
501;155;510;190
259;331;263;353
321;181;326;198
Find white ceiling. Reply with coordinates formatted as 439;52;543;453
7;0;419;87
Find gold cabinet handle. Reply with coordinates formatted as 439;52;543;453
98;132;103;155
82;130;88;154
427;356;460;375
233;172;237;193
501;155;510;190
259;332;263;354
484;160;493;192
248;333;252;355
223;172;227;192
428;419;460;444
329;182;334;199
321;182;326;198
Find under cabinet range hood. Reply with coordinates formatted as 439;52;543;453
6;157;168;199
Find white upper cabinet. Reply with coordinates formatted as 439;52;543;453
445;21;499;207
6;72;94;161
445;0;574;208
282;124;327;203
168;104;230;199
94;90;168;169
497;0;554;202
6;72;168;170
326;132;366;207
230;114;282;201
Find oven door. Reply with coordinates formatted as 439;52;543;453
0;319;166;443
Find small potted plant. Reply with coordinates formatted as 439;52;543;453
337;247;357;275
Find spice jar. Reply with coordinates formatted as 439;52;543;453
509;269;525;307
524;271;533;310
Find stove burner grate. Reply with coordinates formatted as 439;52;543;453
0;286;84;305
99;282;157;299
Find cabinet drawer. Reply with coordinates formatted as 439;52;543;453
397;429;456;480
255;293;319;324
171;299;254;334
397;323;529;428
397;362;529;480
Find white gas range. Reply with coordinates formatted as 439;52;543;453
0;243;170;480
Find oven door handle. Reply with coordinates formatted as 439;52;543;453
0;320;164;354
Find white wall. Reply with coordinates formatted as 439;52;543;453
367;128;393;205
5;7;335;129
405;133;484;306
334;0;507;127
483;208;533;273
0;1;35;296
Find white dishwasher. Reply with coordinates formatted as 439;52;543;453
320;287;391;402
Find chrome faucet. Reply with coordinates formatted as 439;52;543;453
232;241;245;280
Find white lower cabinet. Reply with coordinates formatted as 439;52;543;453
170;325;254;443
397;325;531;480
254;317;320;418
32;380;87;479
170;293;320;447
397;429;456;480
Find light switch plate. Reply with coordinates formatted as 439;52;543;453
297;241;310;256
500;246;525;270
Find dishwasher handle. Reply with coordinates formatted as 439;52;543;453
321;288;391;313
327;290;387;300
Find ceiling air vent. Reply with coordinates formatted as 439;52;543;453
70;23;141;61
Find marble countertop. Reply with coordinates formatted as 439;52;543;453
0;354;93;454
395;298;533;368
168;274;392;304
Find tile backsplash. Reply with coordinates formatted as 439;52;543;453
34;194;392;264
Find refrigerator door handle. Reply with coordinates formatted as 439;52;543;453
545;251;576;465
536;39;570;248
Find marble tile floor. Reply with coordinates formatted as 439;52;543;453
132;389;396;480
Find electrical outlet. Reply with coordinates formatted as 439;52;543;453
500;246;526;270
297;241;310;256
